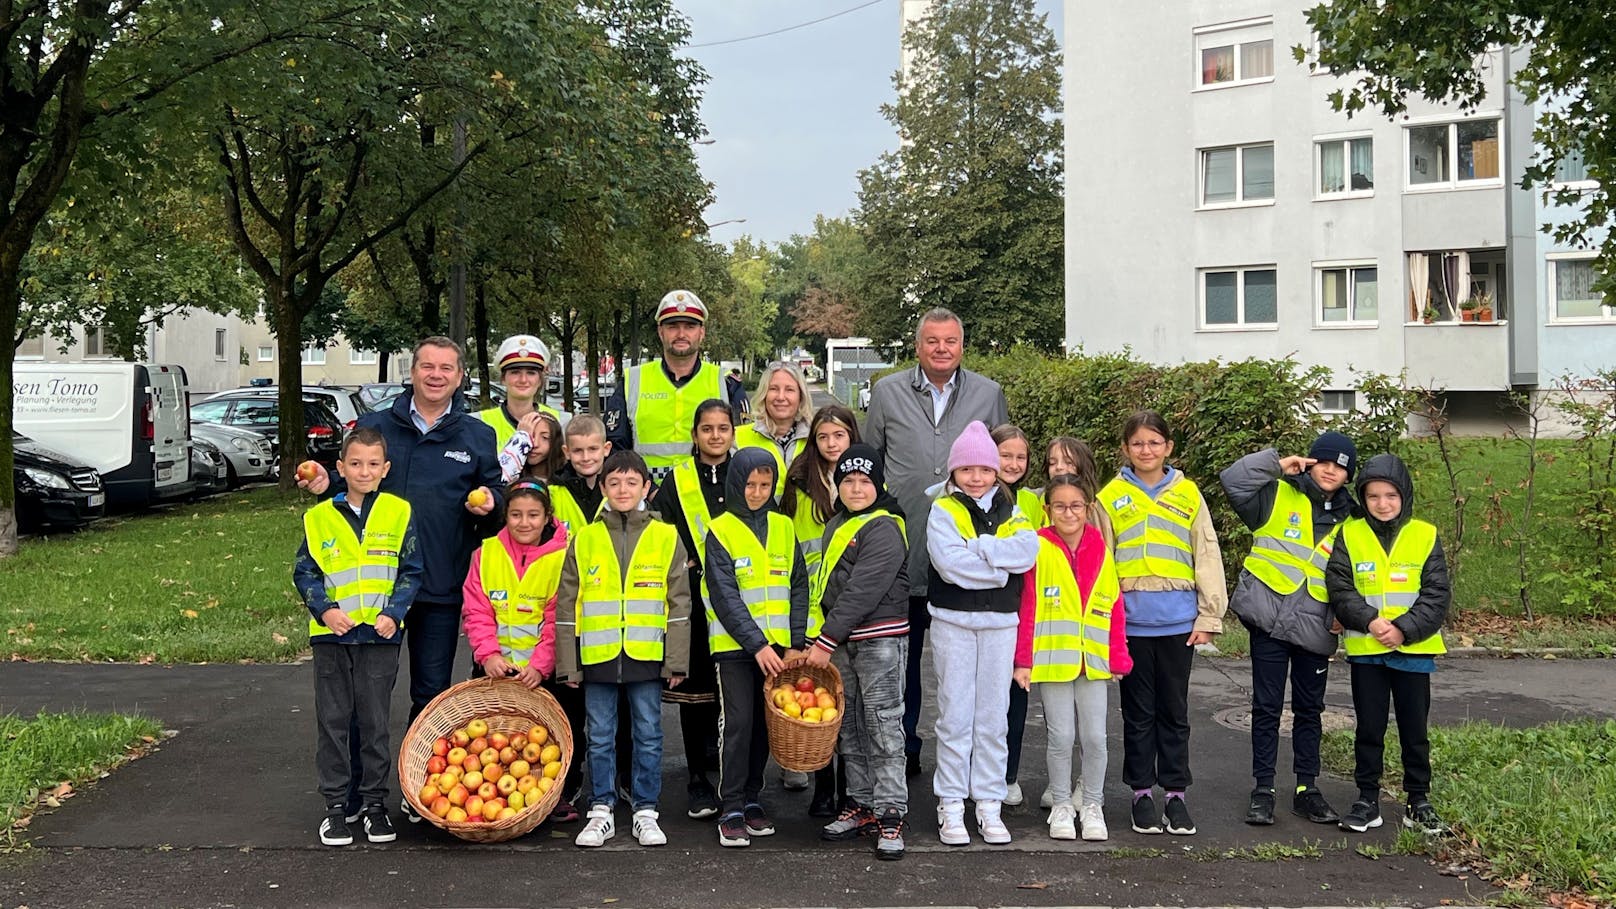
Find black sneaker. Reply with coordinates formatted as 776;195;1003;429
1403;799;1447;835
1293;787;1340;824
717;812;750;848
686;778;720;820
809;786;837;818
362;805;397;843
1130;793;1162;834
1245;787;1276;825
905;752;922;778
821;804;877;841
1340;798;1382;832
319;807;353;847
742;802;775;836
401;797;422;825
874;808;905;861
1163;795;1196;835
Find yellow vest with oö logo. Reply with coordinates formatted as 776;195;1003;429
476;404;561;453
1244;482;1340;602
703;511;795;654
303;493;412;638
935;494;1036;543
625;360;725;471
1340;518;1446;657
573;521;679;665
478;537;566;668
810;510;906;622
1031;535;1120;682
1099;475;1200;583
671;460;717;569
550;484;603;533
734;423;807;497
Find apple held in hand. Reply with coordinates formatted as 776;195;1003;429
467;488;489;508
296;461;319;482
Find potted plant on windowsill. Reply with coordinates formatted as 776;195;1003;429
1458;298;1478;322
1473;292;1495;322
1421;305;1438;324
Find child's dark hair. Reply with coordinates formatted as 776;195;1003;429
601;450;652;483
505;479;553;515
689;398;736;456
525;412;566;480
1046;435;1100;496
784;404;860;523
1044;473;1092;504
1121;410;1173;444
341;426;387;459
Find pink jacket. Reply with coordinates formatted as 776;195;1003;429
461;521;569;678
1016;525;1132;677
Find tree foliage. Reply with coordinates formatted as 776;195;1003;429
855;0;1064;349
768;215;871;353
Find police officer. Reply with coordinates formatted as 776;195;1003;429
601;291;726;481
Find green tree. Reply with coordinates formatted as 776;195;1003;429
855;0;1064;349
769;215;872;358
1301;0;1616;287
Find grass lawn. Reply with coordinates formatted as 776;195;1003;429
2;487;308;663
1;711;164;838
1322;720;1616;904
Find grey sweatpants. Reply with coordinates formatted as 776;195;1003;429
929;606;1018;802
313;642;401;808
1037;676;1109;807
832;636;908;815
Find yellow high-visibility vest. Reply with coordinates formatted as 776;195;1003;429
625;361;725;471
572;521;678;665
1340;518;1446;657
810;510;905;622
550;484;603;533
1244;482;1339;602
703;511;795;654
478;537;566;668
1030;536;1120;682
734;423;806;497
935;494;1035;542
476;404;561;452
303;494;412;638
1017;487;1047;529
670;459;716;568
1099;476;1200;583
790;488;830;636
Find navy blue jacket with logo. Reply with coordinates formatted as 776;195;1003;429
330;388;504;604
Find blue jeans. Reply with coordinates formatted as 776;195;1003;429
585;679;663;811
404;602;462;722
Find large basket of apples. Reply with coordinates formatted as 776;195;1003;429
399;676;572;843
762;657;843;772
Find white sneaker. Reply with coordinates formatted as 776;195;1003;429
632;808;666;846
575;805;615;848
937;799;970;846
1048;803;1077;840
1080;803;1109;842
1004;781;1025;806
975;799;1012;845
1040;787;1054;809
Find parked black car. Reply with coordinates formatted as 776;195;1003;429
189;437;231;498
188;395;344;468
14;432;104;533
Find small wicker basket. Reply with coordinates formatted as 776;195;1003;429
398;677;573;843
762;657;844;772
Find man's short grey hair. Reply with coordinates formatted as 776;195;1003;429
414;335;466;370
915;307;965;345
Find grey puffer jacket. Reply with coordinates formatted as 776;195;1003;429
1220;448;1355;655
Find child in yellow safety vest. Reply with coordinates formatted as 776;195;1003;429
704;447;811;848
1014;474;1131;843
460;479;580;821
990;423;1041;811
293;428;421;848
1098;411;1225;838
1326;453;1450;837
554;451;692;849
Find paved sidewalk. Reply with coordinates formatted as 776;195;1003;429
0;651;1606;908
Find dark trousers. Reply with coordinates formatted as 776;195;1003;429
404;601;462;722
1006;681;1029;783
1349;661;1433;799
1118;632;1195;791
680;700;721;782
716;661;770;814
902;594;931;755
314;643;401;808
1247;622;1329;788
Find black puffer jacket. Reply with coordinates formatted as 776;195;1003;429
814;487;909;651
703;448;810;660
1326;453;1451;647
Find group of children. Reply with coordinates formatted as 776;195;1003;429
298;400;1451;854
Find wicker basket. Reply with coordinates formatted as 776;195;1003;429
398;677;573;843
762;657;844;772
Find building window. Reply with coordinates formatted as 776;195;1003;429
301;345;327;365
15;335;45;359
257;345;274;362
1201;143;1275;207
1551;147;1595;187
84;325;112;357
1201;267;1278;328
1195;19;1274;88
1317;264;1378;324
214;328;228;361
1318;136;1374;197
1406;118;1501;189
350;348;378;365
1549;255;1611;321
1320;390;1357;414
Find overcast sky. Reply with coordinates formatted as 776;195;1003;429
676;0;1065;246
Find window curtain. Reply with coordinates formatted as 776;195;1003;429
1408;253;1429;321
1241;40;1274;78
1350;139;1374;189
1321;143;1345;194
1444;251;1471;313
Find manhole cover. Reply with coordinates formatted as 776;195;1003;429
1213;705;1357;736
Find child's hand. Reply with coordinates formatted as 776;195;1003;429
298;464;331;495
514;664;544;689
1329;618;1345;635
1187;630;1215;647
1370;618;1405;648
481;655;514;678
667;674;684;689
804;647;831;669
321;608;355;635
373;616;398;639
1278;455;1316;476
754;647;786;678
465;486;496;516
517;412;545;438
1012;667;1031;691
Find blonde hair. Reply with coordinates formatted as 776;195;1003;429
749;362;814;432
564;413;606;441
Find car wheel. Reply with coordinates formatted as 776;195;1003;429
225;462;239;487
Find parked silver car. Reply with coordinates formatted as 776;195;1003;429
189;420;275;485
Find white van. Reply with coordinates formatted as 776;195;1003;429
13;362;193;508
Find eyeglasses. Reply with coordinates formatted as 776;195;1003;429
1047;502;1088;515
1127;439;1168;451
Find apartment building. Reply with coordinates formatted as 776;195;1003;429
1063;0;1613;425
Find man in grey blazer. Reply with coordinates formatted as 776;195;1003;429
864;308;1010;776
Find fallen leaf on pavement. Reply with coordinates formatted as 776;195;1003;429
1016;882;1049;890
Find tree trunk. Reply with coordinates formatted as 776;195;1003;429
610;300;626;383
472;277;491;408
0;276;22;556
585;309;600;413
557;305;577;413
273;282;309;489
377;349;390;383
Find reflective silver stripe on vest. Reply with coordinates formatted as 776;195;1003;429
1252;536;1314;562
624;626;665;645
635;441;690;458
580;629;620;650
799;537;824;556
1035;619;1084;638
1115;525;1145;546
1369;591;1421;610
1033;648;1083;667
325;567;363;587
1145;540;1194;568
625;369;641;422
503;623;541;640
1084;622;1109;649
624;598;666;619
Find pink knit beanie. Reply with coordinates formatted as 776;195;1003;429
947;421;1000;475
